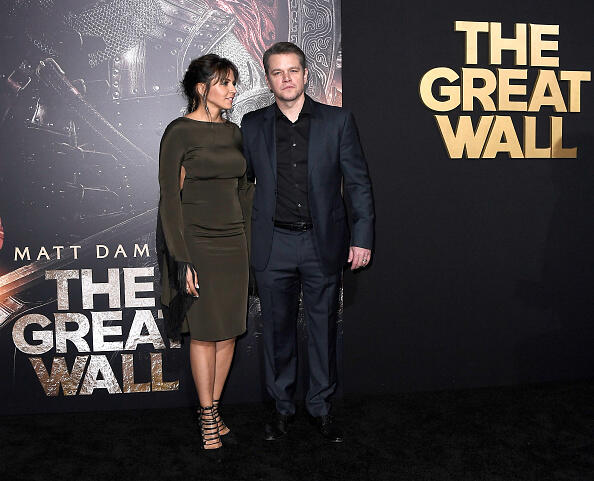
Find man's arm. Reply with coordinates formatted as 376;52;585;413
339;111;375;269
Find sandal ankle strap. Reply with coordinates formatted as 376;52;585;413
198;406;221;448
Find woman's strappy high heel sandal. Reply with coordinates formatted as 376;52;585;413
198;405;223;456
213;399;238;445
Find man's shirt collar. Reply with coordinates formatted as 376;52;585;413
274;95;313;122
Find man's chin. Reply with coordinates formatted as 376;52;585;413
275;90;304;102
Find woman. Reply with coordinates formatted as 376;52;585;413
157;54;252;453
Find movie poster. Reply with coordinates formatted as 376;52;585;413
0;0;342;414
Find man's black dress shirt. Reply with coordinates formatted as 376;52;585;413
274;96;312;224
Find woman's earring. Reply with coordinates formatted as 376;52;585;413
203;94;210;115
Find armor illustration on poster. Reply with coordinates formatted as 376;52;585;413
0;0;342;414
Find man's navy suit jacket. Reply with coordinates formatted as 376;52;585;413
241;97;374;275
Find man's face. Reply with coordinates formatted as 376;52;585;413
265;53;308;102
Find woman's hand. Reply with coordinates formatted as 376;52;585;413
185;266;199;297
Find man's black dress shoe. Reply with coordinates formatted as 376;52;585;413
314;415;344;443
264;412;293;441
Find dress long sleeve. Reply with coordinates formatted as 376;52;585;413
158;125;192;264
157;122;196;340
235;126;255;257
237;171;254;256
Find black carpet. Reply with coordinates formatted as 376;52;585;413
1;381;592;481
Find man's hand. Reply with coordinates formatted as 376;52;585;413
348;246;372;270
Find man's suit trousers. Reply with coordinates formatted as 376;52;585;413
255;227;340;416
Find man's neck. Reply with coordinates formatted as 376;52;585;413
275;94;306;123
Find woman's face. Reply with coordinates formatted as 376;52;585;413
201;69;237;114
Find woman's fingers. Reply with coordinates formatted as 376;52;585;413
186;267;199;297
193;269;200;291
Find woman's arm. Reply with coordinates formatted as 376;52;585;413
158;123;198;296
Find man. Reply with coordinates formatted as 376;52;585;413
241;42;374;443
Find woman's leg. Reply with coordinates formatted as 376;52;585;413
212;337;236;434
190;339;216;404
190;339;221;449
213;337;236;399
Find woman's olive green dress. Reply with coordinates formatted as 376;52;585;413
158;117;251;341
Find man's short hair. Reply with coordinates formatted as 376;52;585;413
262;42;307;75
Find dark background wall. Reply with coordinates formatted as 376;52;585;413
1;0;592;414
341;0;594;394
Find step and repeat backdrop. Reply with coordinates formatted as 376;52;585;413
2;0;592;416
342;1;594;393
0;0;342;415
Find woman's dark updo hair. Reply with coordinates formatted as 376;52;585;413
181;54;239;118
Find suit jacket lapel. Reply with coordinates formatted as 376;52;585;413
261;105;277;182
307;100;322;182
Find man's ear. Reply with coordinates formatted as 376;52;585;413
303;67;309;84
